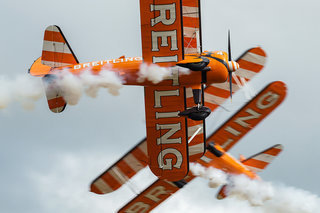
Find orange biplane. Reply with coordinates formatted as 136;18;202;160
29;0;266;181
91;81;287;212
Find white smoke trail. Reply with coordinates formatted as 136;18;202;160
55;69;123;106
190;163;320;212
0;63;192;110
0;75;43;110
138;63;190;84
226;175;274;206
191;163;272;205
190;163;228;188
0;69;123;110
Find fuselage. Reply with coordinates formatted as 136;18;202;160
198;144;259;180
30;51;230;87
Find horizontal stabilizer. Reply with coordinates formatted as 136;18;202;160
241;144;283;173
217;184;228;200
42;74;67;113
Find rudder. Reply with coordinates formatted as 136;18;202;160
41;25;79;68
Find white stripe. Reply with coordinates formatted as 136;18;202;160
204;92;227;105
199;155;212;163
43;40;72;54
196;30;201;53
50;106;65;113
241;52;266;66
184;27;199;38
182;6;199;18
245;165;262;173
188;124;203;137
235;68;257;79
232;73;243;88
185;87;193;98
210;82;240;92
184;47;198;54
109;167;128;185
189;143;204;156
45;25;60;32
93;179;113;193
123;153;144;173
252;153;275;163
138;141;148;156
273;145;283;150
41;60;72;67
156;111;179;119
165;180;179;187
188;127;202;144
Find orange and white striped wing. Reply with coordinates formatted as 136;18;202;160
204;47;267;111
117;174;195;213
241;144;283;173
182;0;201;54
90;140;148;194
207;81;287;151
41;25;78;67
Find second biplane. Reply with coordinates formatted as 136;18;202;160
29;0;265;181
92;81;287;212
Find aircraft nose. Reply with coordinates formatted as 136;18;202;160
227;61;239;72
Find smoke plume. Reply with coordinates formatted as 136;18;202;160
0;69;123;110
56;69;123;106
138;63;190;84
190;163;320;212
0;75;43;110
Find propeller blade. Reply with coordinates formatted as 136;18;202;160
229;71;232;99
228;30;231;61
228;30;232;99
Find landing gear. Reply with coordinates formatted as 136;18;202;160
179;106;211;121
179;86;211;121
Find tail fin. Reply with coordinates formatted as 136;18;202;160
241;144;283;173
41;25;79;68
39;25;79;113
216;144;283;200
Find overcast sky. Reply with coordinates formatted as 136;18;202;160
1;0;320;212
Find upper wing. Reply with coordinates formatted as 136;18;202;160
207;81;287;151
182;0;202;54
117;174;195;213
140;0;184;65
144;84;189;181
140;0;190;181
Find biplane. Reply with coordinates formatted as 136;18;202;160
91;81;287;212
29;0;266;181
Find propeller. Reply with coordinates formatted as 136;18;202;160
227;30;239;100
